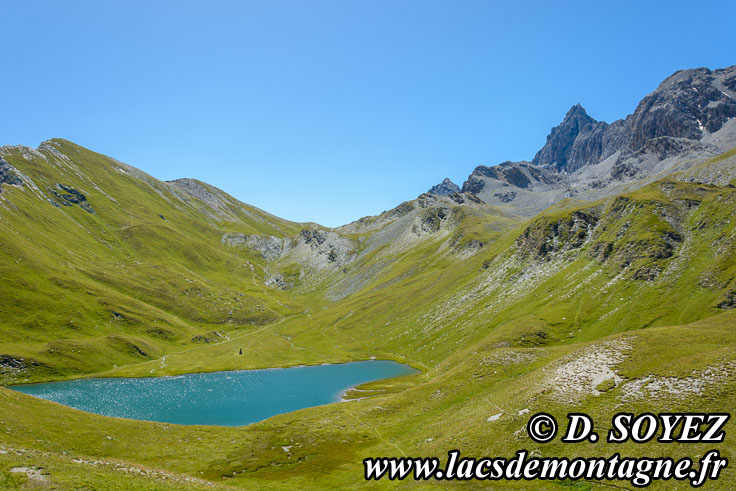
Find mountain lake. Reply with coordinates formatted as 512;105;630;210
10;360;418;426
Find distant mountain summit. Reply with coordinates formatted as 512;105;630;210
532;103;614;173
533;66;736;173
458;65;736;214
427;178;460;195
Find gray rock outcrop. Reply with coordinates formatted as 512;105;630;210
428;178;461;195
221;233;289;262
0;158;22;192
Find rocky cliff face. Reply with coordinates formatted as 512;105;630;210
625;67;736;150
221;233;289;262
533;66;736;172
531;104;618;173
460;65;736;215
461;161;562;193
0;158;23;191
427;178;460;195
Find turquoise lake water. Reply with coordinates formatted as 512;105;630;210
10;360;418;426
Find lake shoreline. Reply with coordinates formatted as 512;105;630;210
8;360;420;427
5;355;424;387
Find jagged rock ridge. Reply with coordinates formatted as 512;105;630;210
428;178;460;195
459;65;736;215
533;66;736;172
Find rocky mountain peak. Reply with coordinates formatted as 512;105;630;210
565;103;592;120
456;64;736;216
530;65;736;178
532;104;610;173
428;177;460;195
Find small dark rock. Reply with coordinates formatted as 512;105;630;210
611;161;640;181
191;331;225;343
51;184;95;213
717;290;736;309
493;191;517;203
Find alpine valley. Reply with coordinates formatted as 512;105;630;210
1;65;735;489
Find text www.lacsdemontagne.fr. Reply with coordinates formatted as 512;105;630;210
364;450;727;487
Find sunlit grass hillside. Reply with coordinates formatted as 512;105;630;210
0;141;734;488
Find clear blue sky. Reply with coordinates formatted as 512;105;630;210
3;1;734;227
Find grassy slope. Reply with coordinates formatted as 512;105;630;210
0;142;735;488
0;139;310;382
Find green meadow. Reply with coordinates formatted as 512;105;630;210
0;140;735;488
